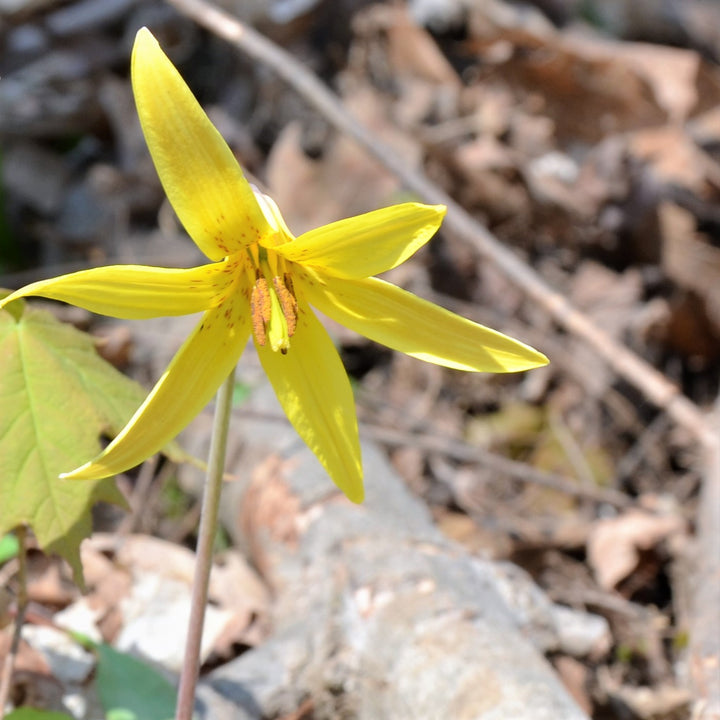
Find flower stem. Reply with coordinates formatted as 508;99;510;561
175;367;236;720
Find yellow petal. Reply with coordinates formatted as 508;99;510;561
301;270;548;372
274;203;446;278
0;263;230;319
132;28;272;260
62;288;251;479
255;303;363;502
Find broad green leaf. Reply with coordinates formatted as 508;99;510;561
0;301;183;583
0;532;19;563
95;643;177;720
5;710;74;720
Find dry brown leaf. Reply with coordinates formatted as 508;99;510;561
612;683;692;719
563;38;702;124
555;655;593;716
629;126;720;193
92;323;133;370
567;262;644;395
26;555;77;607
524;151;599;215
587;509;685;590
0;632;50;676
381;6;461;86
660;201;720;338
81;534;269;669
210;550;271;615
110;534;197;583
689;104;720;147
267;93;420;235
454;135;516;175
435;508;513;558
463;19;665;143
78;546;132;643
87;534;267;605
460;85;515;139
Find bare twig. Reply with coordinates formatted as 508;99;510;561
163;0;712;447
372;423;632;508
689;403;720;719
160;1;719;713
116;455;159;536
231;406;631;508
0;526;28;719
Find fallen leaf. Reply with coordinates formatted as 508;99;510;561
267;87;420;234
629;126;720;193
81;534;268;667
563;38;702;124
365;5;460;85
555;655;592;716
587;509;685;590
660;201;720;337
0;632;50;677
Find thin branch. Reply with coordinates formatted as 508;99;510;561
689;403;720;718
0;526;28;719
231;406;632;508
365;423;633;509
160;2;718;714
163;0;712;447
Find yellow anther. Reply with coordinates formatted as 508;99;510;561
251;275;271;346
273;274;298;337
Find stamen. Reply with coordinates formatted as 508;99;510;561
283;272;295;298
273;275;298;337
250;250;299;353
251;275;271;346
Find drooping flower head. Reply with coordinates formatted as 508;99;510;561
0;29;547;502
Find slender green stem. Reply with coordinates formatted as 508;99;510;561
0;525;28;719
175;367;236;720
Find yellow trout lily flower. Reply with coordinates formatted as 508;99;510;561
0;28;547;503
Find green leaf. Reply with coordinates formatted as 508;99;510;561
0;532;19;563
95;643;177;720
0;302;183;583
5;710;74;720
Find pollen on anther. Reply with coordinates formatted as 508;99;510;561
273;276;298;337
251;276;271;345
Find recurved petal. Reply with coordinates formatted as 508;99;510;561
301;270;549;372
274;203;446;278
62;289;251;480
0;263;231;319
255;303;363;503
132;28;272;261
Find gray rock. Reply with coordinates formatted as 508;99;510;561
184;379;591;720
